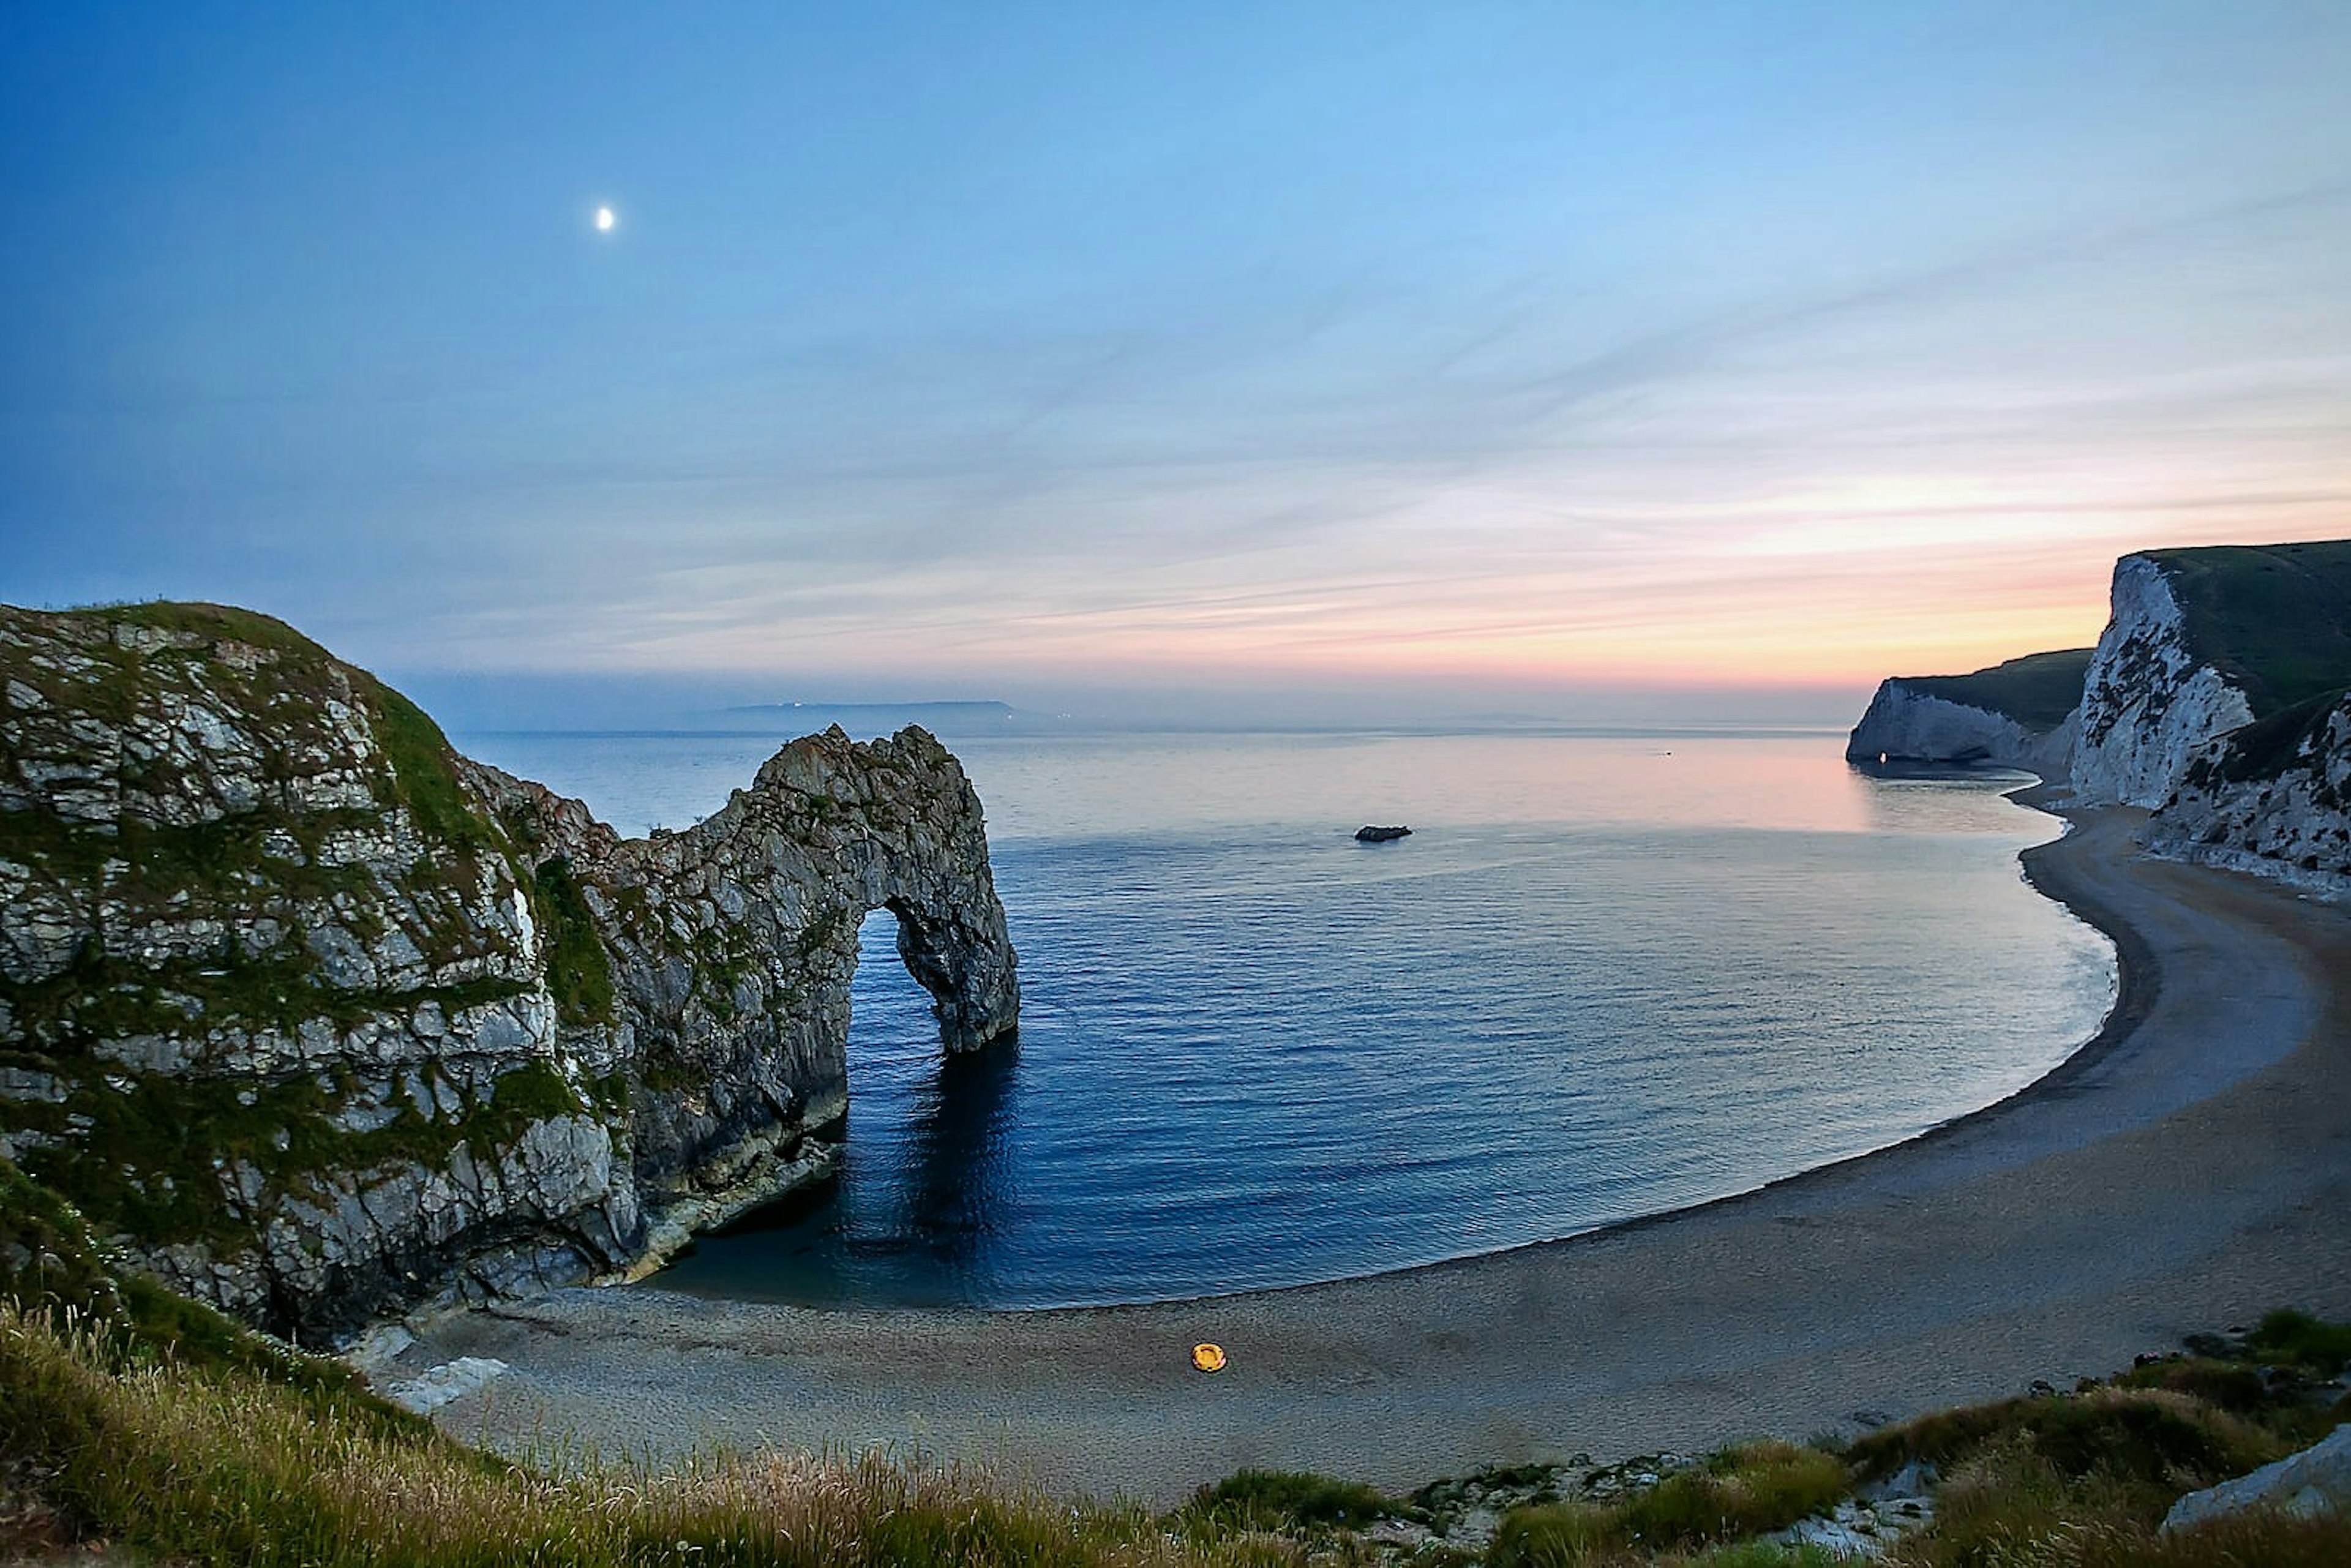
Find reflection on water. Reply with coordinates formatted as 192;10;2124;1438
901;1037;1021;1272
673;917;1023;1307
460;730;2118;1310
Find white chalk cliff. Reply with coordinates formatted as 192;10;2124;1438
2068;554;2257;808
1845;688;2077;776
1852;542;2351;900
2142;696;2351;899
1844;648;2089;778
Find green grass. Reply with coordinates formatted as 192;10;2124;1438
2244;1307;2351;1376
528;855;618;1028
1899;648;2095;730
1845;1340;2351;1568
1182;1469;1394;1534
0;1158;369;1399
108;601;339;661
351;673;501;859
2145;540;2351;717
0;1302;1308;1568
2199;688;2347;786
1489;1499;1622;1567
0;601;629;1334
1682;1547;1843;1568
1847;1386;2284;1495
12;1048;582;1262
1618;1444;1847;1550
1490;1442;1848;1566
6;1182;2351;1568
0;1158;1310;1566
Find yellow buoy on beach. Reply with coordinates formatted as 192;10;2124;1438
1191;1342;1226;1373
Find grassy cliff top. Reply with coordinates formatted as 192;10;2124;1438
2145;539;2351;717
4;598;489;853
1898;648;2094;730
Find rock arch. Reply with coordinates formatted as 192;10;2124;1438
577;725;1021;1242
0;602;1023;1339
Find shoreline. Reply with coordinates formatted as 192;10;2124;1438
407;802;2351;1504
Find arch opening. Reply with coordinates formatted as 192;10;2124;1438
653;907;1019;1306
841;908;1019;1253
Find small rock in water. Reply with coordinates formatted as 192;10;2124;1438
1354;824;1412;843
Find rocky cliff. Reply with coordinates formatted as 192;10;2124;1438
2068;554;2256;806
2141;691;2351;899
0;602;1017;1343
1850;539;2351;898
1845;650;2090;777
2069;542;2351;809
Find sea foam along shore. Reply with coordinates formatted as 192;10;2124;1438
397;801;2351;1507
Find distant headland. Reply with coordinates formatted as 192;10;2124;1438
1847;539;2351;902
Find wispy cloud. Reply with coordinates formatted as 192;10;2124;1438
4;6;2349;715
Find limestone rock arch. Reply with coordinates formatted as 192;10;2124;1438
553;725;1021;1239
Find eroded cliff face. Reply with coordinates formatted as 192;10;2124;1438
2069;555;2256;808
1844;685;2076;777
463;727;1019;1266
2142;694;2351;899
1848;543;2351;898
0;604;1016;1343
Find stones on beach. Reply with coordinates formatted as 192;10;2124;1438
383;1356;509;1416
1354;825;1412;843
1772;1495;1935;1559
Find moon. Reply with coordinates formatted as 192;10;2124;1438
594;205;616;233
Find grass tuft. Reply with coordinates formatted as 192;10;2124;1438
1618;1444;1847;1551
2245;1308;2351;1377
527;855;617;1028
1848;1386;2282;1496
1183;1468;1394;1534
1490;1442;1848;1566
1489;1499;1626;1567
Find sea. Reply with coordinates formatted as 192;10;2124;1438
452;726;2117;1311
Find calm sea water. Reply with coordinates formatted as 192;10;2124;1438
456;727;2116;1310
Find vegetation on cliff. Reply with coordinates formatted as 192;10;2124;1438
2143;541;2351;719
1895;649;2094;731
1;599;1019;1342
0;601;586;1330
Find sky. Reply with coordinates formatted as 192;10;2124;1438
4;1;2350;727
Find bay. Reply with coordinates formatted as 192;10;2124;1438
455;727;2117;1310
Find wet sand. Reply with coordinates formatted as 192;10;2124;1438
410;806;2351;1504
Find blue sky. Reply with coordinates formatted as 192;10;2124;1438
4;2;2348;724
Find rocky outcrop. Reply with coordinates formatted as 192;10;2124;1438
2164;1424;2351;1532
2069;555;2256;807
2142;691;2351;899
0;602;1016;1343
1850;541;2351;899
1843;650;2088;778
1845;690;2074;776
2063;544;2351;892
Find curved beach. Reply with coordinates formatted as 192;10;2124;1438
411;805;2351;1503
